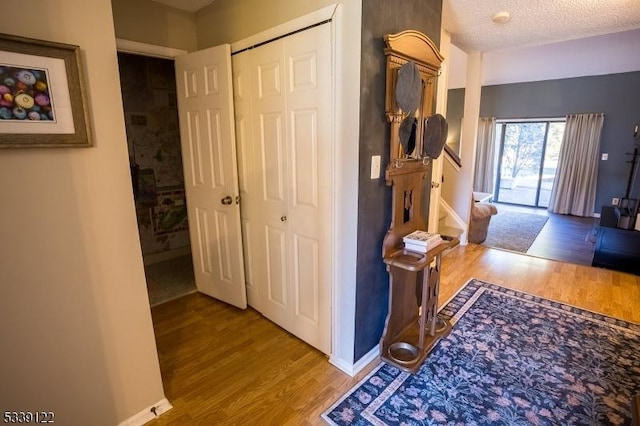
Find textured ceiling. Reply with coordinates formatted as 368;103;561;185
150;0;640;52
443;0;640;52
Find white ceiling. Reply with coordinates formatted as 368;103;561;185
150;0;640;53
443;0;640;52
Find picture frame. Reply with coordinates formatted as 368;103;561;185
0;33;92;148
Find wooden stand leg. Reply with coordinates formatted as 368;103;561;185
380;251;453;373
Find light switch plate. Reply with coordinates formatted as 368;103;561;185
602;153;608;160
370;155;381;179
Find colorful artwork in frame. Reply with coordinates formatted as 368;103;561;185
0;33;92;148
0;66;55;121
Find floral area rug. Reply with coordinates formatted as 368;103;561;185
322;279;640;425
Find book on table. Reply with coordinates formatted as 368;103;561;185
403;230;442;252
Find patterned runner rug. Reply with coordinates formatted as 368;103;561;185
322;279;640;425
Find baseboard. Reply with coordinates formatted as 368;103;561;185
117;398;172;426
329;345;380;377
143;246;191;265
439;199;468;245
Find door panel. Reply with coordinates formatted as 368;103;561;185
175;44;247;309
293;233;319;322
291;109;319;208
235;116;251;194
260;113;286;202
194;207;214;274
231;23;332;354
284;24;332;352
213;210;233;281
258;61;281;98
233;51;261;309
185;111;204;185
240;218;254;287
206;110;226;188
248;40;291;325
266;225;288;307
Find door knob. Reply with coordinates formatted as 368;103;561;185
280;215;287;222
221;195;233;205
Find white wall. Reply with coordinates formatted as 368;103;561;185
455;52;482;222
0;0;165;424
441;48;483;233
195;0;340;48
447;43;468;89
483;29;640;86
112;0;198;52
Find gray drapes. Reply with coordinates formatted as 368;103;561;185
548;113;604;216
473;117;497;193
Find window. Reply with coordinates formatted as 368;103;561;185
494;119;566;208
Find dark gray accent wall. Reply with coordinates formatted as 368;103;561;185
480;71;640;212
354;0;442;362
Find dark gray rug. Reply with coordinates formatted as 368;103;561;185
482;211;548;253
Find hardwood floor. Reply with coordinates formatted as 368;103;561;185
146;244;640;425
492;203;598;265
527;211;597;265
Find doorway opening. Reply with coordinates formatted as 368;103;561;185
494;120;565;208
482;119;596;266
115;4;338;361
116;51;196;307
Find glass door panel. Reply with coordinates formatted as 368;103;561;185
496;123;546;206
495;121;565;208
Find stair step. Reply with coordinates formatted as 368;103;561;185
440;225;463;239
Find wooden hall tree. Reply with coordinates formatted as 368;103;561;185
380;30;459;373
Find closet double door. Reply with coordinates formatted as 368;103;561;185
232;23;332;354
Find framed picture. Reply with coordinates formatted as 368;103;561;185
0;33;92;148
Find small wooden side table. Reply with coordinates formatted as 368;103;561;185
380;236;459;373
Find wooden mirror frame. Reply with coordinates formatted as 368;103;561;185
384;30;444;168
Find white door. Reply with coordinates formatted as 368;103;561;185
232;24;332;353
175;44;247;309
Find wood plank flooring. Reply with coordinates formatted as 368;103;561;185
527;211;597;265
146;244;640;425
491;203;598;266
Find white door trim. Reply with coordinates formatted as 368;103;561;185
328;2;361;377
230;4;338;54
115;39;187;58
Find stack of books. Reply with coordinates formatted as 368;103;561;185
403;230;442;253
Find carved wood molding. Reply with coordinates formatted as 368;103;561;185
384;30;444;74
383;30;444;163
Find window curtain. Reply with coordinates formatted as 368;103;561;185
548;113;604;216
473;117;497;193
